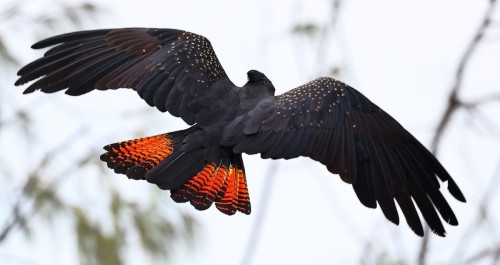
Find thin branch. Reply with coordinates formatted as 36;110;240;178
430;0;498;154
462;93;500;110
0;129;89;243
0;203;22;242
418;1;498;265
454;157;500;263
463;243;500;264
240;163;278;265
466;105;500;138
313;0;344;77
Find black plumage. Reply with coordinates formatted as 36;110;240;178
16;27;465;236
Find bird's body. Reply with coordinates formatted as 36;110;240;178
16;28;465;237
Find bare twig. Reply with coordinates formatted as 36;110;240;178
462;93;500;110
240;163;278;265
0;129;89;243
465;105;500;138
314;0;344;78
430;0;498;154
418;1;498;265
454;158;500;263
463;243;500;264
0;204;22;242
239;2;349;264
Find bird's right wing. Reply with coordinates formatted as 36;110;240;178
222;77;465;237
15;28;236;125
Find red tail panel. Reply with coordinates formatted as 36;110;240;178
215;165;251;215
236;167;251;214
172;163;229;211
101;130;251;215
100;133;175;179
215;166;239;215
190;163;228;210
171;164;217;205
172;158;251;215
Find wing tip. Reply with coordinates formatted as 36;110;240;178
431;228;447;237
31;42;46;50
411;224;425;237
22;88;35;94
447;179;466;203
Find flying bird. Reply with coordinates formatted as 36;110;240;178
15;28;465;237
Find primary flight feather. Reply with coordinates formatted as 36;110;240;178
15;28;466;237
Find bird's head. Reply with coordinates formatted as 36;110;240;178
246;70;275;95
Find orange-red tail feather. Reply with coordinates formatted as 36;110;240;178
100;132;178;179
100;129;251;215
171;154;251;215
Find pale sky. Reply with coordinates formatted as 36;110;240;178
2;0;500;264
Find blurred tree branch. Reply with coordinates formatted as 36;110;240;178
289;0;500;264
240;164;278;265
463;243;500;264
418;1;499;265
462;93;500;110
0;129;89;242
241;1;348;264
0;1;98;69
430;0;498;155
454;158;500;264
0;1;197;264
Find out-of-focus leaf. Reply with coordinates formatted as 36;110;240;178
81;3;97;13
368;250;407;265
22;175;39;195
16;110;33;142
33;2;100;36
1;2;197;264
109;189;127;240
17;215;31;239
132;206;175;259
329;65;342;78
39;17;57;30
292;23;320;38
12;204;32;239
73;207;123;265
32;183;65;223
74;208;95;264
64;7;81;26
110;190;123;219
63;2;98;27
0;38;18;66
95;232;122;265
180;213;197;244
0;3;20;21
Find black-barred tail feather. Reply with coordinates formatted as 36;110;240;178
100;127;251;214
170;151;251;215
100;129;187;179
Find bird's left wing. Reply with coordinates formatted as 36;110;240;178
222;77;465;236
15;28;235;125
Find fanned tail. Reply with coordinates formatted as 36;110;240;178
170;151;251;215
100;127;251;215
100;130;187;179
